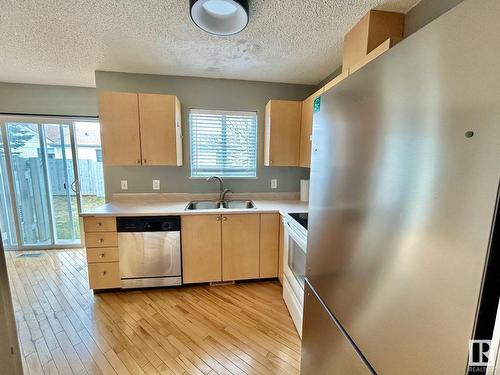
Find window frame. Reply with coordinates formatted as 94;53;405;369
189;108;258;179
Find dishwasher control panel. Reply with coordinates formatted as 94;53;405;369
117;216;181;232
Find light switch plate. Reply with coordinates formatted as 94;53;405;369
271;179;278;189
153;180;160;190
120;180;128;190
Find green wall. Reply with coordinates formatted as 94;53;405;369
95;71;315;198
0;82;97;117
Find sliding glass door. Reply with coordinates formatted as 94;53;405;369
0;117;104;250
0;133;17;249
74;121;105;212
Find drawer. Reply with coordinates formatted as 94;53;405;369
85;232;118;248
86;247;119;263
83;216;116;232
88;262;120;290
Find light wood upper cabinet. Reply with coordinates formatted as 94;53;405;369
299;95;315;168
342;10;404;74
138;94;183;166
323;72;349;94
299;86;329;168
349;38;396;74
222;214;260;281
99;91;183;166
99;91;142;166
259;213;280;278
181;215;222;284
264;100;302;167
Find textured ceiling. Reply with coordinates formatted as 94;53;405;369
0;0;420;87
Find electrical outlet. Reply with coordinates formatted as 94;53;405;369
271;179;278;189
120;180;128;190
153;180;160;190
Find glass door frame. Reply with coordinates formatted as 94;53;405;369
0;115;99;250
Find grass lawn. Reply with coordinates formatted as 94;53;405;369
53;195;105;241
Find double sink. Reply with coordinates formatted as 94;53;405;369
186;200;255;210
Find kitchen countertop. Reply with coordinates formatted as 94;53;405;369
80;193;308;217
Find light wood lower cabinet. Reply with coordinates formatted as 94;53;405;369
83;216;120;291
222;214;260;281
181;215;222;284
259;213;280;278
181;213;280;284
82;216;116;232
84;232;118;248
86;247;119;263
88;262;120;289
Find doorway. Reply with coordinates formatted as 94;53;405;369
0;117;105;250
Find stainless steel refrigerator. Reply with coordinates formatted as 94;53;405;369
301;0;500;374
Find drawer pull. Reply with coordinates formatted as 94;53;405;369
98;238;104;243
101;271;107;276
99;253;105;258
216;217;221;221
222;217;227;221
97;222;102;227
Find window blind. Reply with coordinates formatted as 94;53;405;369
190;109;257;178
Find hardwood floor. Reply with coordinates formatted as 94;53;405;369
5;249;301;375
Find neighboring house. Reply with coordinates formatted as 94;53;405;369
9;122;102;162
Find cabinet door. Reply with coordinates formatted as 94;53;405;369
99;91;142;166
299;95;314;167
259;213;279;278
264;100;302;166
222;214;260;281
181;215;222;283
138;93;182;166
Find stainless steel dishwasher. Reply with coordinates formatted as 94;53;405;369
117;216;181;288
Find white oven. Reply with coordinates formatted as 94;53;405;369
283;213;307;337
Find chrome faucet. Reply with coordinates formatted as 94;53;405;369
221;188;233;201
206;176;232;201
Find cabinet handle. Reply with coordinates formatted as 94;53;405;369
222;217;227;221
101;271;107;276
270;160;273;164
98;238;104;243
97;222;102;227
216;216;221;221
99;253;105;258
136;159;141;164
143;159;147;164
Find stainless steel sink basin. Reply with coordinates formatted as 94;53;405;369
185;200;220;210
222;200;255;209
185;200;255;210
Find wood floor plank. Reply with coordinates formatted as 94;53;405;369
25;351;44;375
7;249;301;375
42;360;60;375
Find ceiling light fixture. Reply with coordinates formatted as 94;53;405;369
190;0;249;36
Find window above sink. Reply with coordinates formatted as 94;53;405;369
189;109;257;178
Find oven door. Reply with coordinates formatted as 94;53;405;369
283;218;307;301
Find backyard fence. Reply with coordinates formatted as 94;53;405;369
48;158;105;197
6;157;104;244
